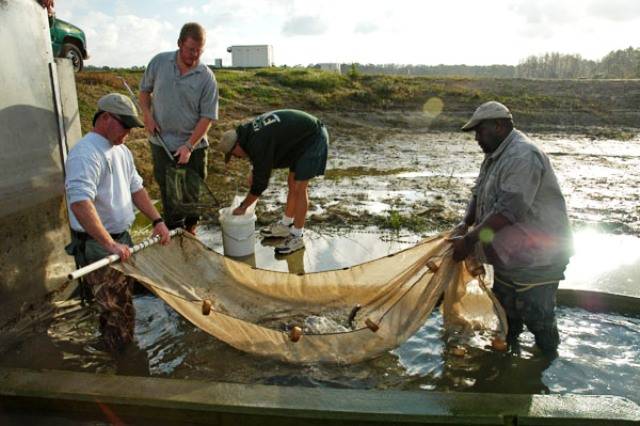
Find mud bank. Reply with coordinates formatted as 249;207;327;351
243;129;640;237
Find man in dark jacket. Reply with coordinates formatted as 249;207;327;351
216;109;329;255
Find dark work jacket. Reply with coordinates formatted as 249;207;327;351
237;109;322;196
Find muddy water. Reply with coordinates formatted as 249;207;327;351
0;228;639;405
1;132;640;405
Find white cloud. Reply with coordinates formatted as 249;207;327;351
177;6;196;16
282;16;327;36
508;0;576;39
354;21;379;34
509;0;577;23
587;0;640;21
73;11;174;68
52;0;640;67
53;0;91;21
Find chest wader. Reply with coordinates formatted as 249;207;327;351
151;143;217;229
493;275;560;356
65;232;95;305
65;230;136;352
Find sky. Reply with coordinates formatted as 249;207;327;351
54;0;640;68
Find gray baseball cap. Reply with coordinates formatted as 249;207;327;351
97;93;144;129
216;129;238;163
461;101;512;131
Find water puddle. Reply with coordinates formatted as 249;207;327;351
198;227;421;273
200;226;640;298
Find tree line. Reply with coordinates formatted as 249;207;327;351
87;46;640;79
338;46;640;79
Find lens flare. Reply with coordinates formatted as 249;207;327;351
478;227;494;243
422;97;444;119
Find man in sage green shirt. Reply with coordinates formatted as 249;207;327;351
451;101;573;357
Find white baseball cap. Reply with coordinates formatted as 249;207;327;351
215;129;238;163
461;101;512;131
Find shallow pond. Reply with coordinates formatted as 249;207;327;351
301;131;640;234
1;228;638;406
2;132;639;407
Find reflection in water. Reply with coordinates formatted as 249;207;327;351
279;248;306;275
201;227;422;273
226;252;257;268
393;313;553;396
205;226;640;298
0;303;150;377
260;237;306;274
562;229;640;297
437;346;554;395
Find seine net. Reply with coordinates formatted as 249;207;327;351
113;232;507;364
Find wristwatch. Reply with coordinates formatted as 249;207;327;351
152;218;164;226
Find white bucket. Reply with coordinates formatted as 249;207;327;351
219;207;257;257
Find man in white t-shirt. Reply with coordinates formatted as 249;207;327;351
65;93;170;352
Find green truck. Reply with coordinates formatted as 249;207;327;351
49;16;89;72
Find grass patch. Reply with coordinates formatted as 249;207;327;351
585;127;638;141
74;67;640;138
374;210;431;233
324;166;411;180
257;68;349;93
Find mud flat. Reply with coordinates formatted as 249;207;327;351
237;128;640;237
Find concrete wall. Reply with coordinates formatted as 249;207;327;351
1;368;639;425
0;0;80;326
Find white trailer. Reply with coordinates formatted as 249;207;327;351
226;45;273;68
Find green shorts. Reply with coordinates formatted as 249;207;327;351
290;125;329;181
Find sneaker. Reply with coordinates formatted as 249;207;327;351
274;235;305;255
260;222;291;238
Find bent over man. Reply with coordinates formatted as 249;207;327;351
451;101;573;357
65;93;170;352
216;109;329;255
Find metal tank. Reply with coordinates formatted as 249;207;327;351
0;0;81;326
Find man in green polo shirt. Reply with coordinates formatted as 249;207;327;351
139;22;219;234
216;109;329;255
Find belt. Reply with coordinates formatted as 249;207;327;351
71;229;127;241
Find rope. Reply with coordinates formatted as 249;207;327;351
494;275;558;292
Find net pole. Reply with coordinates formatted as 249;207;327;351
67;229;183;281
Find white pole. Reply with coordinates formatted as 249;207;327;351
68;228;183;281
